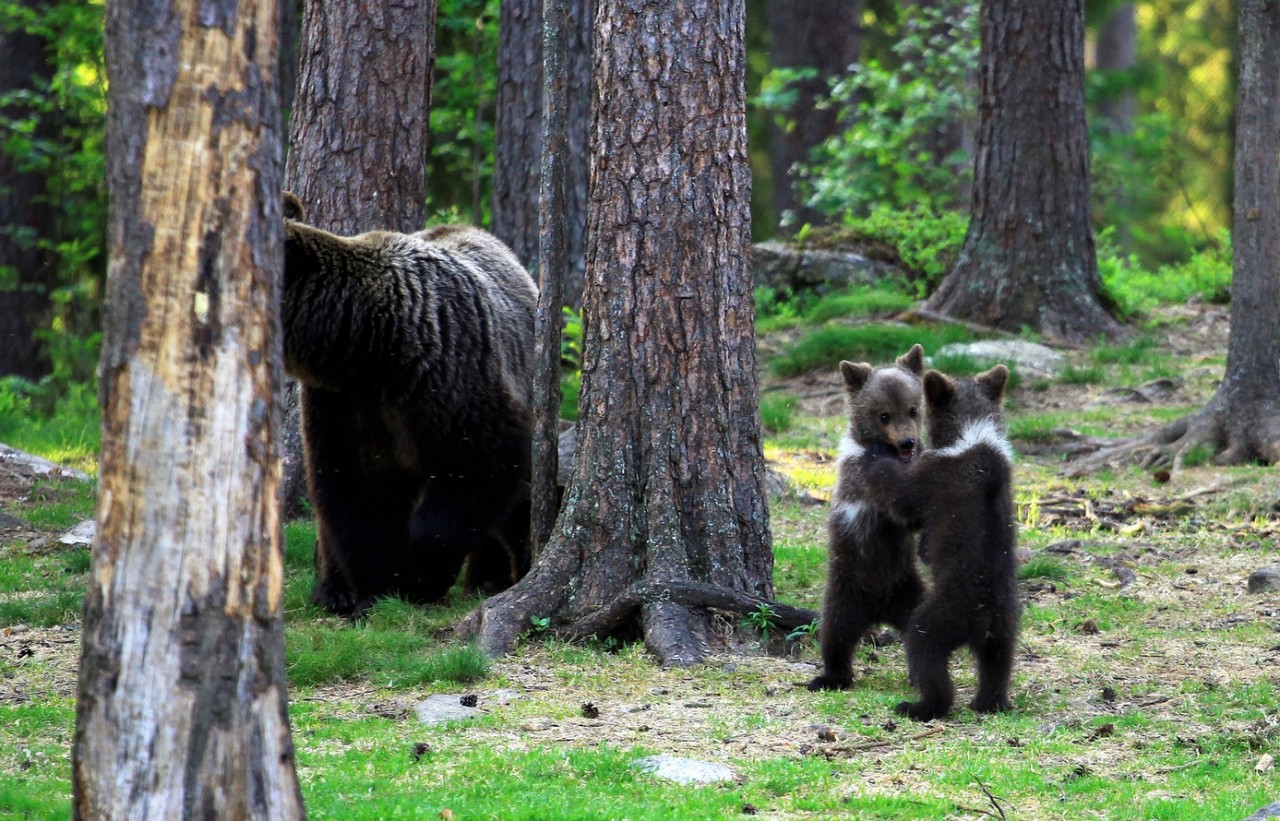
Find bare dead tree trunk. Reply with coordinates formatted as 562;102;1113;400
280;0;437;516
766;0;860;231
0;0;56;380
925;0;1123;344
72;1;304;818
459;0;790;666
489;0;591;306
1076;0;1280;471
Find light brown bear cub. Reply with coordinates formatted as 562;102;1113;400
808;344;926;692
860;365;1019;720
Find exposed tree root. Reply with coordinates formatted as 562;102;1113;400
1070;393;1280;473
457;573;820;666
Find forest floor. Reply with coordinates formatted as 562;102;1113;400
1;301;1278;819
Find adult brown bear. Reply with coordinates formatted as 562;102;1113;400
282;194;537;616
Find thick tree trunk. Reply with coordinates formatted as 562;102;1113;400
925;0;1122;344
489;0;591;306
280;0;436;516
73;1;304;818
766;0;860;231
460;0;778;666
0;1;57;380
1075;0;1280;470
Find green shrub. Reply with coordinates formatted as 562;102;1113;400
759;392;798;433
1100;230;1232;316
770;322;972;378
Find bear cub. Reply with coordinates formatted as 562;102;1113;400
860;364;1020;720
282;193;538;616
808;344;926;692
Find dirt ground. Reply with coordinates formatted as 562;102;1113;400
1;301;1278;779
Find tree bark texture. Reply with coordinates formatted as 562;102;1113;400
72;2;304;818
0;1;57;380
283;0;435;234
1217;0;1280;462
489;0;591;306
925;0;1122;344
280;0;436;516
461;0;774;666
529;0;571;556
766;0;860;231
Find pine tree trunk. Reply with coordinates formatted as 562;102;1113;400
72;2;304;818
766;0;860;231
280;0;436;516
489;0;591;306
461;0;778;666
0;0;57;380
925;0;1122;344
1218;0;1280;462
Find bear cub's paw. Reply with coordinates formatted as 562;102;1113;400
894;700;948;722
968;695;1012;714
807;673;854;692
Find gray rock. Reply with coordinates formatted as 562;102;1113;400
60;519;96;546
935;340;1066;377
633;754;737;785
1247;567;1280;594
1242;802;1280;820
753;241;899;293
0;443;90;480
413;694;482;726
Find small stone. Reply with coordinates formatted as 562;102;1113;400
414;695;481;726
634;755;736;785
1242;801;1280;821
59;520;96;546
581;702;600;719
1249;568;1280;594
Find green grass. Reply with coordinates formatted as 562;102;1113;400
770;322;973;377
758;391;798;433
0;380;100;474
755;284;916;333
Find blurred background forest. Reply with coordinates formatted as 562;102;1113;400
0;0;1237;421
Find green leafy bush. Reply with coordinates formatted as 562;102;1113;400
1099;229;1232;316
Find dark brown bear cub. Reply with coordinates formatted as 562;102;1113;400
808;344;926;692
860;365;1019;720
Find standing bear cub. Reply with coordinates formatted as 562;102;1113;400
282;193;538;616
860;365;1020;720
808;344;926;692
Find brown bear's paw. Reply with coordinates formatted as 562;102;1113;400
894;700;949;722
311;580;373;618
969;694;1012;714
807;673;854;692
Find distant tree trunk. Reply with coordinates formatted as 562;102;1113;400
0;1;56;380
925;0;1122;344
489;0;591;306
1078;0;1280;470
1094;1;1136;249
72;1;304;818
280;0;436;516
460;0;800;666
279;0;301;117
766;0;860;231
906;0;976;209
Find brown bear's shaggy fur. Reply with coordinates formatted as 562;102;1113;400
808;344;926;692
860;365;1020;720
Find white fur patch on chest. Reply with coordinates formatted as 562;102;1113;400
830;499;866;532
934;417;1015;462
837;432;866;463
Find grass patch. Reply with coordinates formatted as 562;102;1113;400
770;322;973;377
759;392;798;433
1019;554;1071;582
1058;363;1106;385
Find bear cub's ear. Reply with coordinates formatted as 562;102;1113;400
896;343;925;375
840;360;875;393
283;192;306;222
923;369;955;408
976;364;1010;402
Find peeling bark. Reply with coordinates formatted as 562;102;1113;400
73;1;304;818
459;0;775;666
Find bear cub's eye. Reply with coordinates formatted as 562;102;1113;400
909;407;918;419
879;412;891;425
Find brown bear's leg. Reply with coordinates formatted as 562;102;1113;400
808;548;871;691
895;596;967;721
969;609;1018;714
